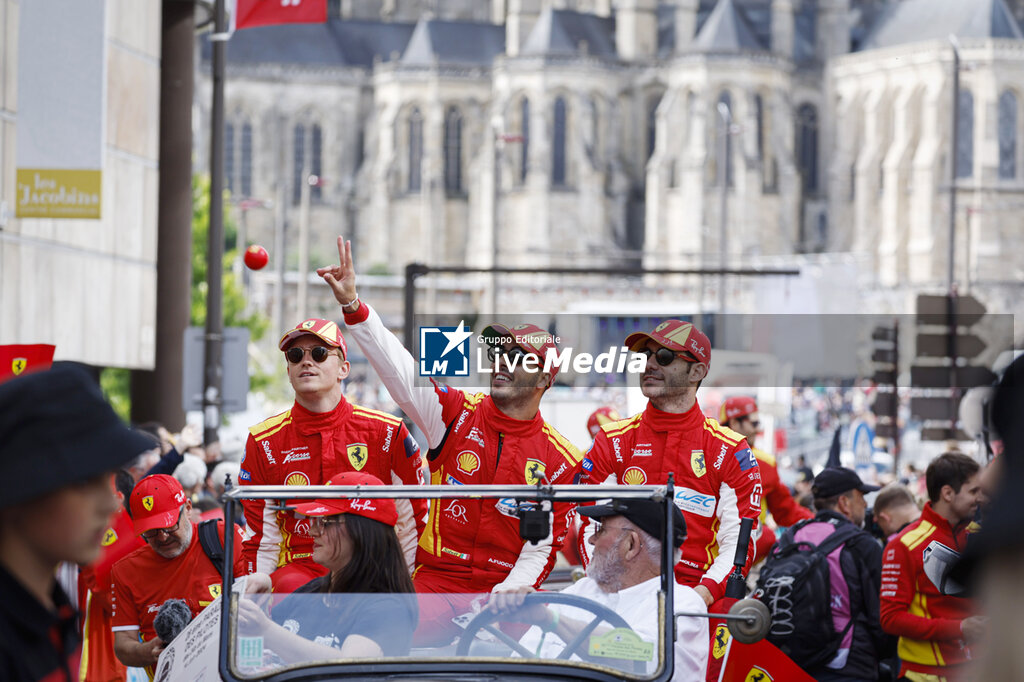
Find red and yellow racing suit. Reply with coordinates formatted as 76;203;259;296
580;402;762;601
344;302;583;644
880;502;979;679
240;398;426;591
751;447;813;560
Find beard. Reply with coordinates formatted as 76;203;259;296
587;538;626;593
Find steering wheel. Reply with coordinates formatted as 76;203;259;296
455;592;647;674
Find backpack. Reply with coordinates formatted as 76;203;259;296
197;519;225;578
753;518;862;671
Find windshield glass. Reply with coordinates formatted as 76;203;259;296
228;589;666;679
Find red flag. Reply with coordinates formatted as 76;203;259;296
0;344;55;383
718;638;815;682
235;0;327;30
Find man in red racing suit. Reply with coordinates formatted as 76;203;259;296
579;320;761;680
240;317;426;592
719;396;812;561
317;237;583;646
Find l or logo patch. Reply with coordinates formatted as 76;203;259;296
11;358;26;376
142;496;155;511
691;450;706;478
347;443;368;471
713;624;730;659
524;459;546;486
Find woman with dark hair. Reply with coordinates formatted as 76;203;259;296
238;472;417;662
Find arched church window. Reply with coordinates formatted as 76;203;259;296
552;96;568;187
796;103;819;194
225;119;253;198
519;97;530;185
408;107;423;192
292;121;323;204
999;90;1017;180
444;106;463;195
718;91;734;188
956;89;973;179
646;94;661;161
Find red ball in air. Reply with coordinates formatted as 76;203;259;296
244;244;269;270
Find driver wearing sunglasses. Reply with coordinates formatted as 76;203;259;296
580;320;763;633
238;317;427;593
718;396;812;564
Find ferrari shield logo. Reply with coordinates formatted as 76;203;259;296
11;358;26;376
209;584;222;599
691;450;706;478
102;528;118;547
712;624;730;659
744;666;773;682
347;443;368;471
142;495;154;511
524;459;546;486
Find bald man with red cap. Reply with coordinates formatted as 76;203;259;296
718;396;812;562
239;318;427;592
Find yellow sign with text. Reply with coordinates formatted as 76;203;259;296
16;169;101;219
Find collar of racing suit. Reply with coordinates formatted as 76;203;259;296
641;399;706;432
480;394;544;437
291;397;353;436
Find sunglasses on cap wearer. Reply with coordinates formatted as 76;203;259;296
285;346;342;364
309;516;346;533
486;345;531;364
637;347;699;367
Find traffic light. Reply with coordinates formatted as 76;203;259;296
910;293;996;441
870;324;898;440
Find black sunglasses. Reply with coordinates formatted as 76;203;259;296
637;347;698;367
285;346;340;364
486;345;530;363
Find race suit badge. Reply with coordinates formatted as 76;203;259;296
691;450;707;478
347;443;368;471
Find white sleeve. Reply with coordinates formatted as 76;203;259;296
492;527;555;592
704;482;740;585
392;471;419;572
255;507;283;575
672;587;710;680
346;304;448;447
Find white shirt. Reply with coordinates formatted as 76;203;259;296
519;576;709;680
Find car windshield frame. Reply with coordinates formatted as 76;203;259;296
217;482;681;682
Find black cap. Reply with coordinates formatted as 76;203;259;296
578;499;687;548
811;467;880;499
0;364;154;508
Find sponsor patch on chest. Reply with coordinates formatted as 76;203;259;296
673;487;716;517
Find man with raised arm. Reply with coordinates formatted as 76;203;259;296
317;237;583;646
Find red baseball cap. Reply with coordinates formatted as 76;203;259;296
719;396;758;423
482;323;561;379
624;319;711;366
587;406;622;438
279;318;348;359
292;472;398;527
130;474;188;536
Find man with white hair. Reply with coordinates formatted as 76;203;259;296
499;499;708;679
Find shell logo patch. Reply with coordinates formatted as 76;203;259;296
209;584;222;599
712;624;730;659
691;450;706;478
102;528;118;547
524;459;546;486
285;472;310;486
347;443;368;471
456;451;480;475
623;466;647;485
142;496;155;511
11;358;27;376
744;666;772;681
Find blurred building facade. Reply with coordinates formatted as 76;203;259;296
195;0;1024;326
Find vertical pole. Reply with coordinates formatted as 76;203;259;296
891;320;900;471
273;114;287;338
130;0;193;430
203;0;226;446
492;131;500;316
298;162;311;321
